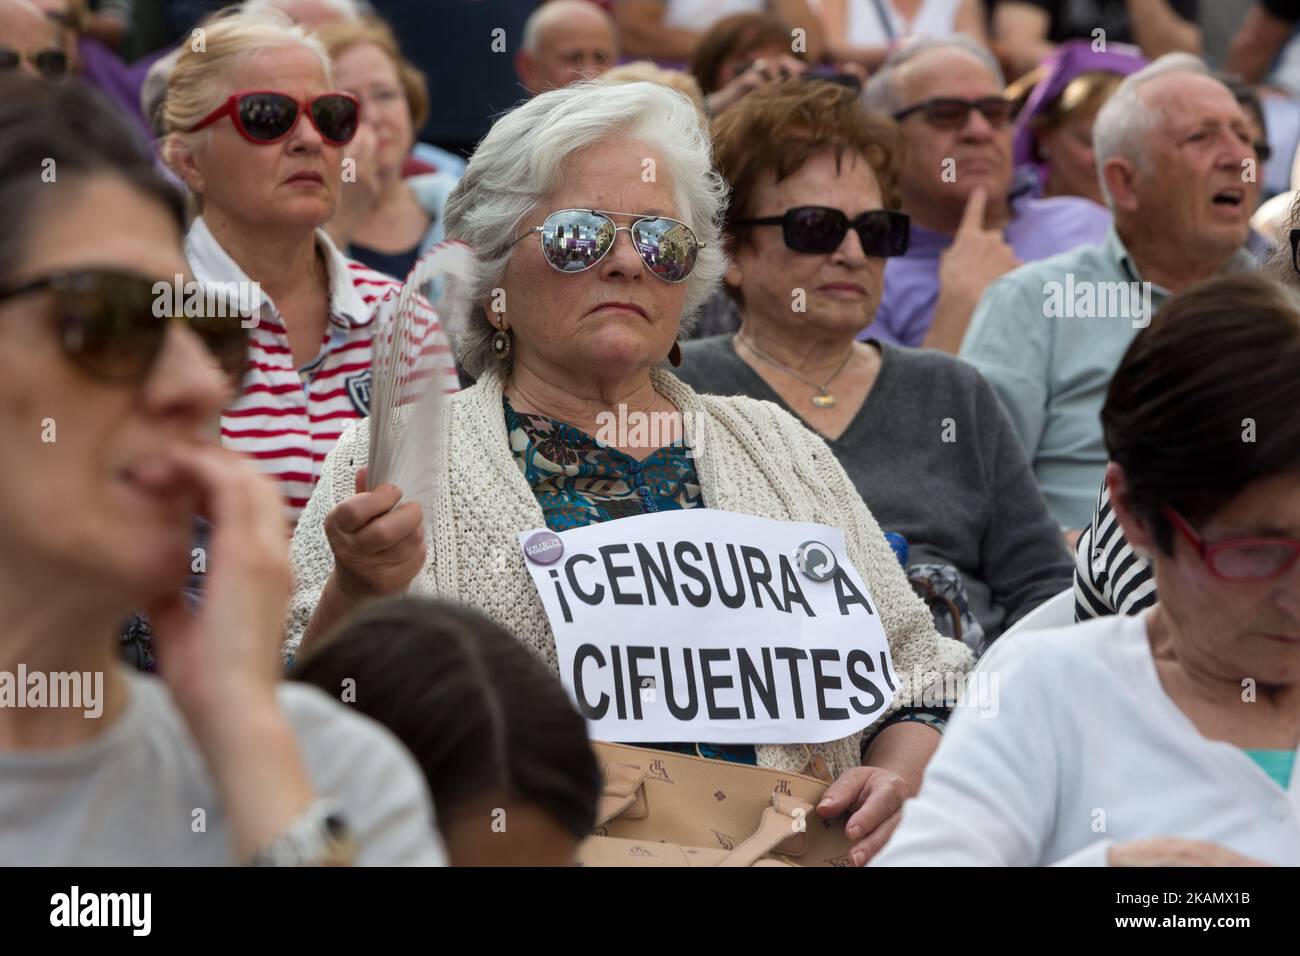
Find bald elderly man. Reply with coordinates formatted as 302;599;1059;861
516;0;617;95
0;0;65;77
861;36;1111;353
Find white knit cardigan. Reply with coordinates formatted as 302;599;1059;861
285;367;973;778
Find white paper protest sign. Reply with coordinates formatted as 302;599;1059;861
518;509;898;745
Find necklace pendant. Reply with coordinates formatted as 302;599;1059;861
812;392;836;408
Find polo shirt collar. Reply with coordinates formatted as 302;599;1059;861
184;216;373;329
1107;225;1259;293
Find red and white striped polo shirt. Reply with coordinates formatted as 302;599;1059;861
185;217;459;523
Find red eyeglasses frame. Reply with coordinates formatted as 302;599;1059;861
1163;506;1300;582
187;89;361;146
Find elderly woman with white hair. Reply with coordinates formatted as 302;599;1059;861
160;6;456;523
285;80;972;866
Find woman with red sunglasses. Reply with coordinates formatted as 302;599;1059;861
874;272;1300;868
160;7;457;524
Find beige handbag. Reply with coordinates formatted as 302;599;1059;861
578;741;856;867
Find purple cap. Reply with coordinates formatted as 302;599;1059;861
1013;40;1148;188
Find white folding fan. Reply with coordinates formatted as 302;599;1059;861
366;239;478;514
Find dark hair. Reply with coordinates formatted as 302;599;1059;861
1101;273;1300;554
689;11;802;96
1214;71;1268;147
289;597;600;840
0;74;184;286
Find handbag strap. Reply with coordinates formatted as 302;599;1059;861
594;761;650;827
717;794;814;867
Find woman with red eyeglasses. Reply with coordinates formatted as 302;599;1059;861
0;75;441;864
159;6;457;525
874;272;1300;868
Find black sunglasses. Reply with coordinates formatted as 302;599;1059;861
0;270;249;387
516;208;705;283
736;207;910;257
892;96;1013;130
0;46;68;79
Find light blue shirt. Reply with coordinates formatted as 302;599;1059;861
959;227;1255;530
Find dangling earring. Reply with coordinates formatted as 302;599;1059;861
491;317;511;361
668;341;682;367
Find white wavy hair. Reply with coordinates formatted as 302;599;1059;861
443;80;729;377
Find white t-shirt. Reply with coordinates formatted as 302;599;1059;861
845;0;964;46
872;611;1300;866
0;670;446;865
663;0;765;31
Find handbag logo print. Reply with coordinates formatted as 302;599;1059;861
774;780;791;795
713;790;726;801
711;830;735;850
646;759;673;783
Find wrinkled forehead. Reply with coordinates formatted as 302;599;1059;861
1141;73;1249;132
228;44;332;97
896;48;1001;104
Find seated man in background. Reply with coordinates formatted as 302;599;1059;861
615;0;824;64
960;55;1259;534
0;0;64;78
516;0;617;96
860;37;1112;352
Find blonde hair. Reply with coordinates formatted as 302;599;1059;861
598;62;708;123
317;18;430;130
160;5;333;202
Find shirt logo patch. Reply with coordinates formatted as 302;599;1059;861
345;370;372;415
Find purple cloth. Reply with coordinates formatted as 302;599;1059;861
861;193;1113;347
1012;40;1146;186
76;37;171;148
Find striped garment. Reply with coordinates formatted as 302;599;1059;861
1073;478;1156;621
185;217;458;523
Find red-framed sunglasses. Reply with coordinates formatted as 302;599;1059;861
1164;507;1300;582
187;89;360;146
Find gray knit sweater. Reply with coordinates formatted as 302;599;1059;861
676;336;1073;643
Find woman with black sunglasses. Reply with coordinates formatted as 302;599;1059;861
0;75;441;864
677;78;1073;654
160;6;457;524
285;78;974;867
875;273;1300;867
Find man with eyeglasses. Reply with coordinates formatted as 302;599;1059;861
860;36;1111;354
0;0;65;78
959;54;1260;536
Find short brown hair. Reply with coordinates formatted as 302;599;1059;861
1102;273;1300;554
710;77;905;256
317;17;429;131
690;11;801;96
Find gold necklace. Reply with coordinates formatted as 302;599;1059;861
736;335;855;408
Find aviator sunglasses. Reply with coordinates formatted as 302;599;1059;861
515;209;706;283
737;207;910;257
187;89;360;146
0;270;249;388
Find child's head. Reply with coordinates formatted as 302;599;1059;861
290;597;600;865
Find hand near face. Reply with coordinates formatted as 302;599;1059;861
1108;838;1272;867
146;442;293;738
324;465;427;600
815;765;911;866
938;187;1022;301
707;55;809;116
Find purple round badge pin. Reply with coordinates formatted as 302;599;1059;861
523;530;564;565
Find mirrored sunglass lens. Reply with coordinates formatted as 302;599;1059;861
540;211;613;272
1213;544;1297;579
238;94;298;140
312;95;358;143
788;208;847;253
632;218;696;281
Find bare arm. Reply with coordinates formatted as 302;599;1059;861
955;0;989;43
1125;0;1202;57
614;0;702;60
1227;3;1297;83
994;2;1054;77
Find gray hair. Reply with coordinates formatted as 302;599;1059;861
443;80;728;378
522;0;613;55
1092;53;1212;210
862;36;1006;117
